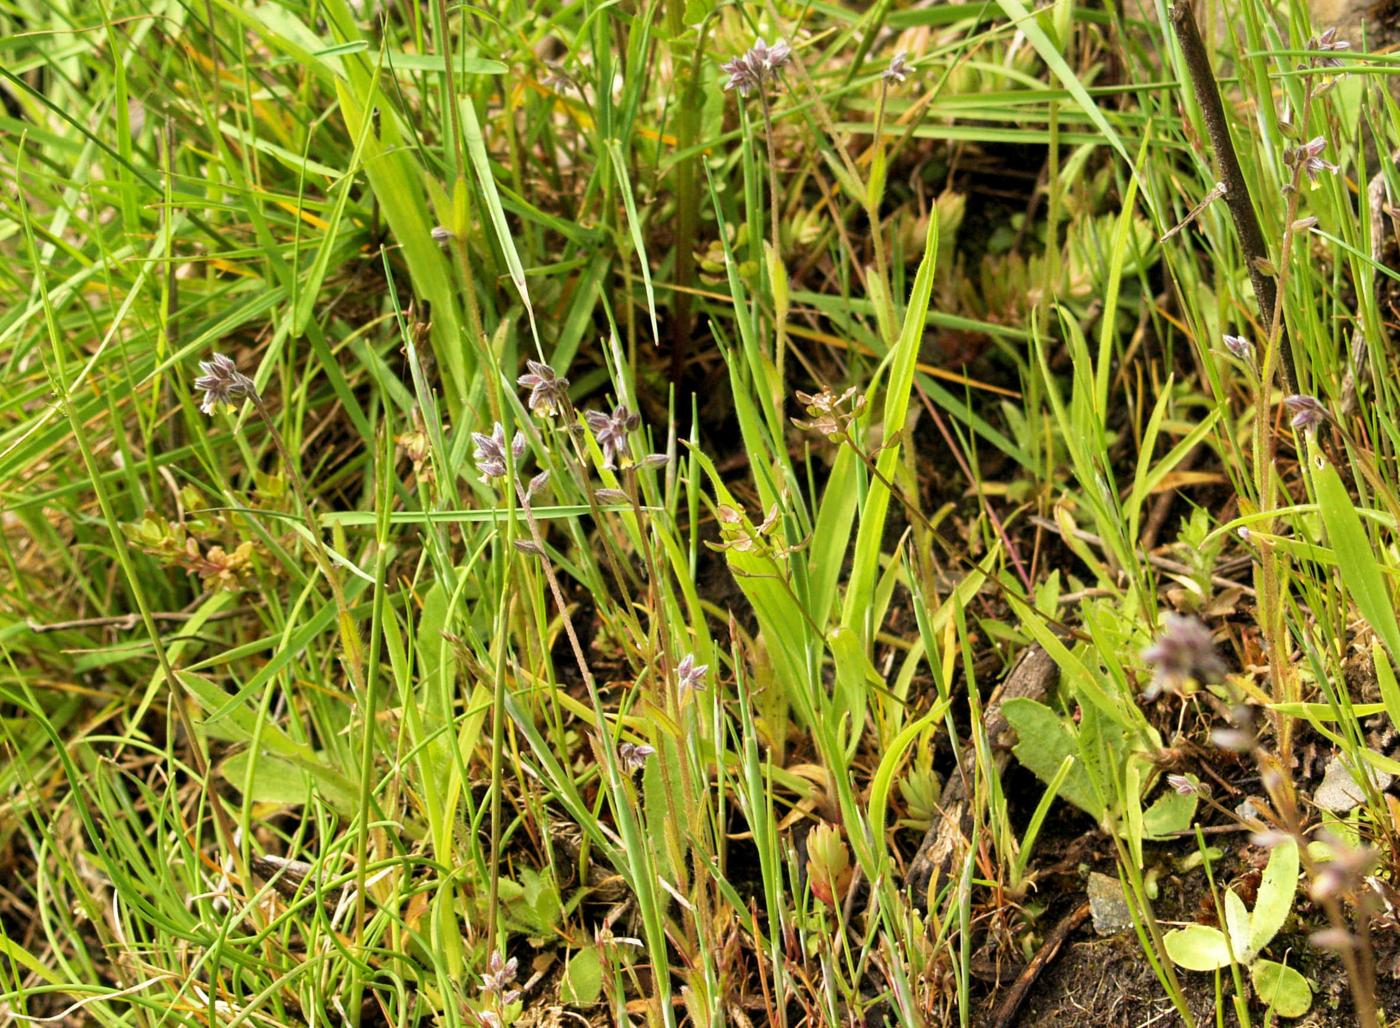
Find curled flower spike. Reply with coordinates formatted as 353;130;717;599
722;37;792;96
1141;614;1227;698
585;405;640;469
676;653;708;700
883;50;911;84
480;951;520;1004
618;741;655;773
517;360;570;417
472;422;526;481
194;354;258;414
1284;393;1327;430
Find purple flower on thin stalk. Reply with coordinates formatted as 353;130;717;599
194;353;258;414
1284;393;1327;431
472;422;525;481
585;405;641;469
1141;614;1227;698
883;51;911;84
676;653;708;700
618;741;655;773
722;37;792;96
517;360;570;417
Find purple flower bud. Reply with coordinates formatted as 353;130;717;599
1284;394;1326;430
526;470;550;500
676;653;708;700
618;741;655;773
1167;773;1200;796
1222;334;1254;363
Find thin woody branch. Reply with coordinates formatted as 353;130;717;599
1170;1;1298;394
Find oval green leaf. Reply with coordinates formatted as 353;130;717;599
1163;924;1232;971
1251;958;1312;1018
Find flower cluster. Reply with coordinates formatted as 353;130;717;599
1288;136;1338;184
618;741;655;773
1141;614;1227;698
1283;393;1326;431
472;423;526;481
792;386;864;441
584;405;640;469
194;354;258;414
722;38;792;96
479;951;520;1005
518;360;570;417
676;653;708;700
883;51;911;84
1308;26;1350;69
713;501;781;555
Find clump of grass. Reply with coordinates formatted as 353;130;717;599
6;1;1400;1025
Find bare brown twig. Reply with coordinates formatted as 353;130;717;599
1169;1;1297;393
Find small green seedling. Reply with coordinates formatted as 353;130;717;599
1163;838;1311;1018
1002;696;1197;839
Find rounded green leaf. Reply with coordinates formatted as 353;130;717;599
1164;924;1232;971
1251;958;1312;1018
561;947;603;1006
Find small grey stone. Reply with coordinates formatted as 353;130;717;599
1315;756;1392;812
1087;872;1133;936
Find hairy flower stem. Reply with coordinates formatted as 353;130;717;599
867;79;895;347
1214;57;1379;1017
486;587;513;946
1249;74;1319;752
757;90;788;391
